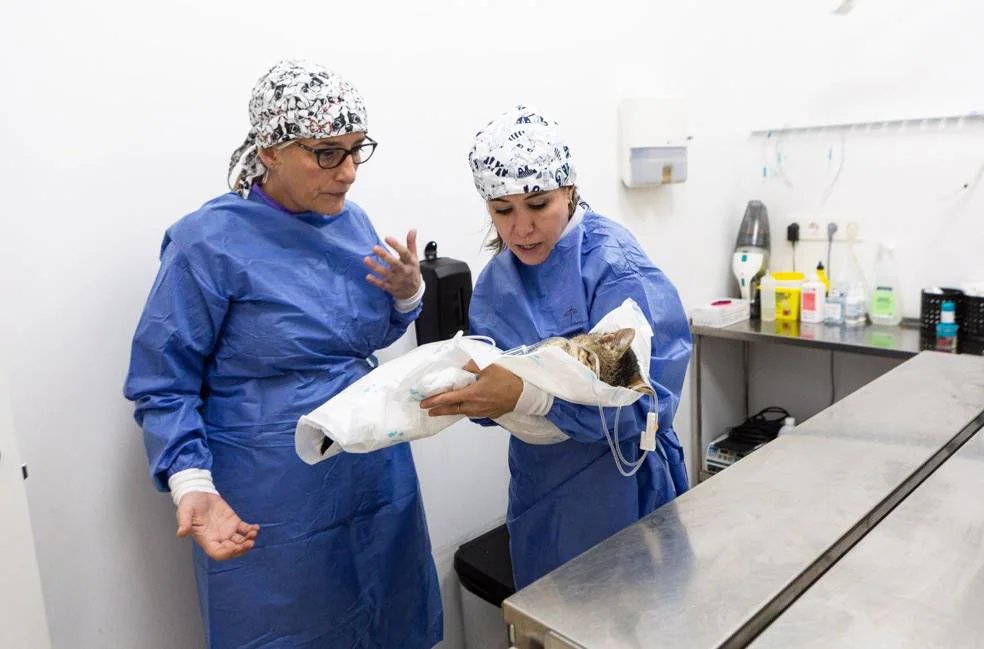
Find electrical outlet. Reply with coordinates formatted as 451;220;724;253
785;218;862;243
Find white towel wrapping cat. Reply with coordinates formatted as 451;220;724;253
295;298;655;463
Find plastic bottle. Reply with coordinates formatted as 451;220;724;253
935;300;959;353
778;416;796;436
869;243;903;326
816;262;830;295
845;282;866;328
824;279;846;326
760;274;777;322
774;272;805;322
800;273;826;324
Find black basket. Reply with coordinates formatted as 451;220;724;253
919;330;937;352
960;335;984;356
920;288;965;331
964;294;984;338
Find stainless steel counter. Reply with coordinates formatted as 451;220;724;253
689;318;928;483
692;318;925;360
748;411;984;649
503;352;984;649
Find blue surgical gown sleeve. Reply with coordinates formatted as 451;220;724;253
545;264;691;446
382;298;421;348
124;240;228;491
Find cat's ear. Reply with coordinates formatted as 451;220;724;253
544;337;568;352
611;328;635;353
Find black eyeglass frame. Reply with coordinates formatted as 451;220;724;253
293;136;378;170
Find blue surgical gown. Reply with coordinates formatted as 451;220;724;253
469;209;692;589
124;190;442;649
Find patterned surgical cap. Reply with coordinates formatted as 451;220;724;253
468;105;577;201
228;60;368;197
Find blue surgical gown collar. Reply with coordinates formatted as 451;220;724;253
245;184;346;226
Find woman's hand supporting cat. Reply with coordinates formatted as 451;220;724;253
420;361;524;419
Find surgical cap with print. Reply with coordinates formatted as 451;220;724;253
228;60;368;197
468;105;578;201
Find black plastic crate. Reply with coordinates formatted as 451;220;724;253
919;330;937;352
964;294;984;338
960;335;984;356
920;288;964;331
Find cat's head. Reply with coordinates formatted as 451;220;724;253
566;328;654;396
571;328;635;364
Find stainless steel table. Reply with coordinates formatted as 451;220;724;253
748;406;984;649
504;352;984;649
689;318;926;483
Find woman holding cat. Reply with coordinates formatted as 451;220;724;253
421;105;692;589
124;60;442;648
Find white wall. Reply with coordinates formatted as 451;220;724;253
3;1;983;648
0;365;52;649
730;0;984;434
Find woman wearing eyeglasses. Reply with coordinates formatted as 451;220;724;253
124;60;442;648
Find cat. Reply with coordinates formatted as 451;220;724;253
318;327;652;456
544;328;654;395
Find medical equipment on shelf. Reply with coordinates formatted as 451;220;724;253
732;200;772;301
935;301;959;353
691;299;751;328
825;281;847;325
845;282;867;327
800;273;827;324
869;242;903;326
760;274;778;321
704;407;790;475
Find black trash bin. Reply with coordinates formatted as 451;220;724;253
453;524;516;649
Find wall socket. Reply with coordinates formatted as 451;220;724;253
787;218;862;243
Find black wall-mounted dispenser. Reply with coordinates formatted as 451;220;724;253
414;241;473;345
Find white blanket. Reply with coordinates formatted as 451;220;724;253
295;298;654;464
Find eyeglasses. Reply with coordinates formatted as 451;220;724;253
293;137;378;170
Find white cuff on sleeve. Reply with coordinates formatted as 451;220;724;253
168;468;218;507
394;280;426;313
513;380;555;416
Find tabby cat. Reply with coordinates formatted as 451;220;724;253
317;328;652;455
544;328;654;395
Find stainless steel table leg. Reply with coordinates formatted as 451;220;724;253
690;331;702;485
744;340;751;419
